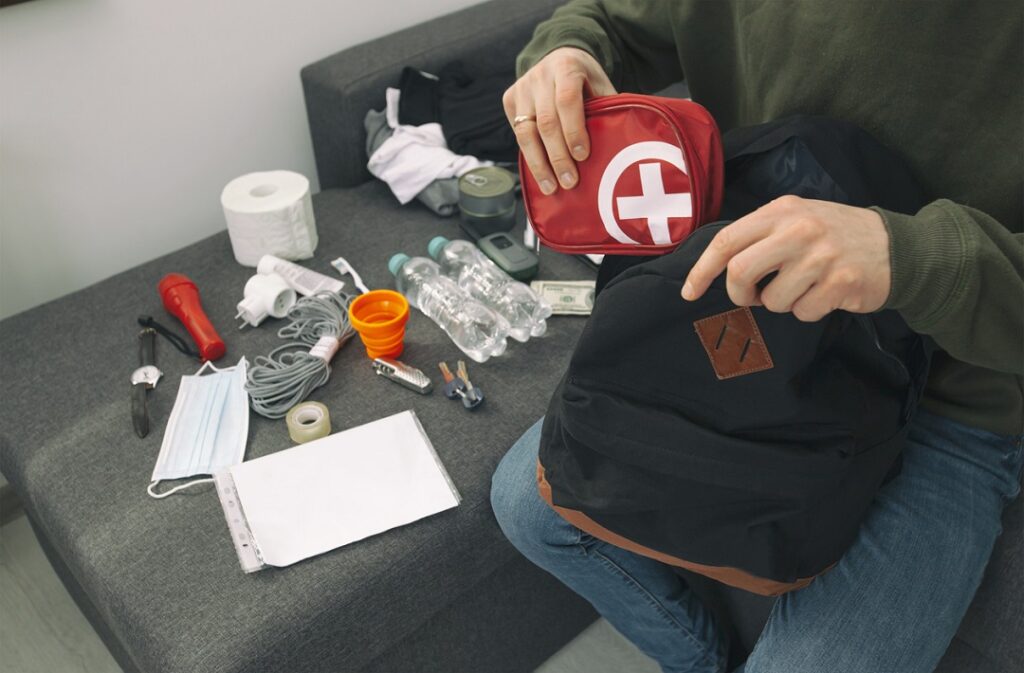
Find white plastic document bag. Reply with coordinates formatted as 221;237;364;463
214;410;460;573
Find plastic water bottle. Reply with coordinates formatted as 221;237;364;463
427;237;552;342
388;253;510;363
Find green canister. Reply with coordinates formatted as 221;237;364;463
458;166;517;237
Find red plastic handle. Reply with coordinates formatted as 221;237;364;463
158;273;226;362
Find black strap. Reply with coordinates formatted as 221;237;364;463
137;315;200;360
138;328;156;367
131;380;150;438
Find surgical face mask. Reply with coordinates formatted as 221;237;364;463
149;358;250;498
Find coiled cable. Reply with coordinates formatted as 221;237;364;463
246;291;356;419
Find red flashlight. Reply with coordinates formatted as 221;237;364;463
158;273;226;362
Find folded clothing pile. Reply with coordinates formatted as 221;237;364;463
365;63;518;216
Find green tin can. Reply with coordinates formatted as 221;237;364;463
458;166;517;237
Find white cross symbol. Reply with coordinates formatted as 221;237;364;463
615;163;692;245
597;141;691;246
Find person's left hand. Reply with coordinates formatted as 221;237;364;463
681;195;892;321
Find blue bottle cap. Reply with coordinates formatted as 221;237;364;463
427;236;450;260
388;253;411;276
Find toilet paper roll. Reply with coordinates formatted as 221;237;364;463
221;171;318;267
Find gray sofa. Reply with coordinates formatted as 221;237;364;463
0;1;1019;672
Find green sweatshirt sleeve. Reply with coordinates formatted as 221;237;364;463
515;0;682;93
874;201;1024;375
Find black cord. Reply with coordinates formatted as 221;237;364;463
137;315;201;360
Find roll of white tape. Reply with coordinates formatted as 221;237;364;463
286;402;331;444
221;171;318;267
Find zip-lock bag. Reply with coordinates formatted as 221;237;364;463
520;93;724;255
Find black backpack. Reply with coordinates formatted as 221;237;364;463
539;117;932;595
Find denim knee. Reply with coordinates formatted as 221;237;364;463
490;441;537;550
490;419;577;556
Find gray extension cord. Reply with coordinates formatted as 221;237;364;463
246;291;356;419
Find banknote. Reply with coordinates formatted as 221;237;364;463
531;280;596;315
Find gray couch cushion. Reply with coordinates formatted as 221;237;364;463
940;486;1024;673
0;182;597;673
301;0;563;190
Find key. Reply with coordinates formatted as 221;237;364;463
456;360;485;410
438;362;467;400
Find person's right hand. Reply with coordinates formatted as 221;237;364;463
503;47;617;195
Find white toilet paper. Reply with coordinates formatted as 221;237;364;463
221;171;318;267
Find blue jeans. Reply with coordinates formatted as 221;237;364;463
490;411;1023;673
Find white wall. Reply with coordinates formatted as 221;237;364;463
0;0;482;319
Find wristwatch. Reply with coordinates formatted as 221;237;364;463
131;328;163;438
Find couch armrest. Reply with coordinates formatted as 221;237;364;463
301;0;563;190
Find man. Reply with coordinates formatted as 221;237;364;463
490;2;1023;672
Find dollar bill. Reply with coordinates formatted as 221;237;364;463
531;280;596;315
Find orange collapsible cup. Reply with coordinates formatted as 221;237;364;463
348;290;410;359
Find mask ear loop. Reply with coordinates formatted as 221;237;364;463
148;478;215;499
195;361;220;375
195;357;247;376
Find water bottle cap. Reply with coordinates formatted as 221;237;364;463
388;253;411;276
427;236;450;260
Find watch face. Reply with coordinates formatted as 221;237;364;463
131;365;163;387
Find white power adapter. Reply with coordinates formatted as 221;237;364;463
236;272;297;328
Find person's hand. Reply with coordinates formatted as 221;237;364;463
681;196;892;322
503;47;617;195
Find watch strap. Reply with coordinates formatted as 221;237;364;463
139;328;156;367
132;382;150;438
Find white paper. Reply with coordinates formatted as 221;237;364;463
227;410;460;568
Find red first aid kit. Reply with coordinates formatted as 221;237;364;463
520;93;723;255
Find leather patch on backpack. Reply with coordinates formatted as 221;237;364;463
694;307;774;379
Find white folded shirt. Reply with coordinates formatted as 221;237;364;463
367;88;491;204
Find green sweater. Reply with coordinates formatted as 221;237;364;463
518;0;1024;434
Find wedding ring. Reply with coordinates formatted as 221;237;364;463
512;114;535;126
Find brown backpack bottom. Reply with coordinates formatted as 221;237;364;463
537;461;827;596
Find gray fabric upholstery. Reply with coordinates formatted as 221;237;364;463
26;510;143;673
360;553;595;673
0;182;597;673
942;486;1024;673
936;639;1004;673
301;0;562;190
3;1;1019;671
